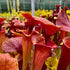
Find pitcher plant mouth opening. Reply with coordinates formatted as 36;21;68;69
57;37;70;70
63;37;70;48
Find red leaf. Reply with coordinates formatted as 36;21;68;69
56;10;70;32
31;31;45;45
22;13;33;26
57;37;70;70
22;13;40;34
56;11;70;26
0;53;19;70
33;16;61;36
2;37;22;52
22;13;39;26
2;37;23;70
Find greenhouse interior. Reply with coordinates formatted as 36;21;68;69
0;0;70;70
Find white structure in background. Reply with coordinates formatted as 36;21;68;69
31;0;35;16
60;0;62;12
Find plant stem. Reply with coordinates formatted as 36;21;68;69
7;0;10;12
10;0;12;12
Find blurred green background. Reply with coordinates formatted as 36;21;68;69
0;0;70;12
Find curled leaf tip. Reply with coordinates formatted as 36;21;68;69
61;6;68;13
31;31;45;45
63;37;70;48
56;5;61;7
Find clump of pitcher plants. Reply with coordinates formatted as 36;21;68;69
0;5;70;70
